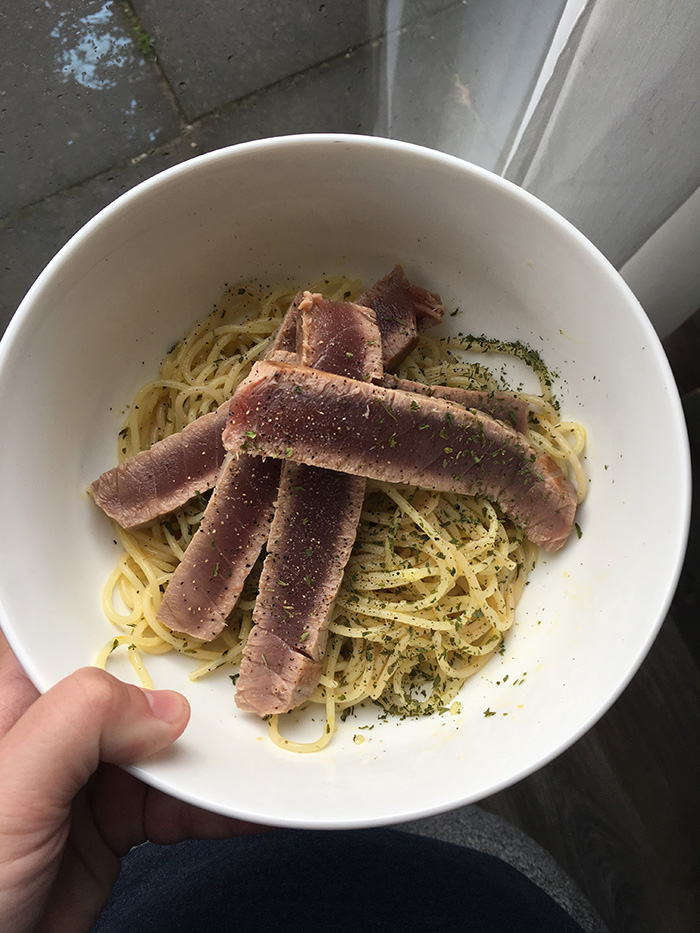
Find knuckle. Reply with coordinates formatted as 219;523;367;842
66;666;118;720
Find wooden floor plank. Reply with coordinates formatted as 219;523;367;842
480;616;700;933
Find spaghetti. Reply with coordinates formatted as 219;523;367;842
96;277;586;752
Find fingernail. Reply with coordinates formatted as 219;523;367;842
143;689;187;724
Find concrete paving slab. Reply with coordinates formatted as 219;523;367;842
194;1;560;172
417;0;468;12
192;16;469;157
195;44;378;151
0;137;195;335
130;0;386;120
0;0;180;217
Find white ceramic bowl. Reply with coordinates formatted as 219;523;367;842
0;135;690;828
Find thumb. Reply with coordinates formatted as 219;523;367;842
0;666;189;833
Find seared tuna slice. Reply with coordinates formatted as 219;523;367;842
265;268;443;373
254;466;365;663
296;291;383;381
90;296;301;528
236;296;381;715
222;361;577;553
236;628;323;716
156;453;281;640
381;375;529;434
153;295;305;639
358;265;445;369
90;405;228;529
268;291;302;355
235;465;366;714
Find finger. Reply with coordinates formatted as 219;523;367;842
143;786;271;845
87;765;269;857
0;667;189;836
0;628;40;738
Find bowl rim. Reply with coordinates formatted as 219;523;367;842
0;133;692;828
0;132;668;345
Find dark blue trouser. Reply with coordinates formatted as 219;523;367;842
94;828;587;932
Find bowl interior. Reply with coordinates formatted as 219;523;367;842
0;136;690;827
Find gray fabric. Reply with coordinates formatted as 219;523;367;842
400;805;609;933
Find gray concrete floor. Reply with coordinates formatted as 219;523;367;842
1;0;568;329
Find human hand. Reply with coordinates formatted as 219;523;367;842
0;631;260;933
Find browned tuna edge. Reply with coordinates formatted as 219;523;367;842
89;293;303;529
88;273;445;530
235;293;381;714
357;264;445;369
381;375;529;435
297;291;383;382
90;404;228;529
222;361;577;553
235;467;366;714
235;628;323;716
156;453;282;640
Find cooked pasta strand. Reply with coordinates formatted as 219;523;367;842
96;277;585;750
